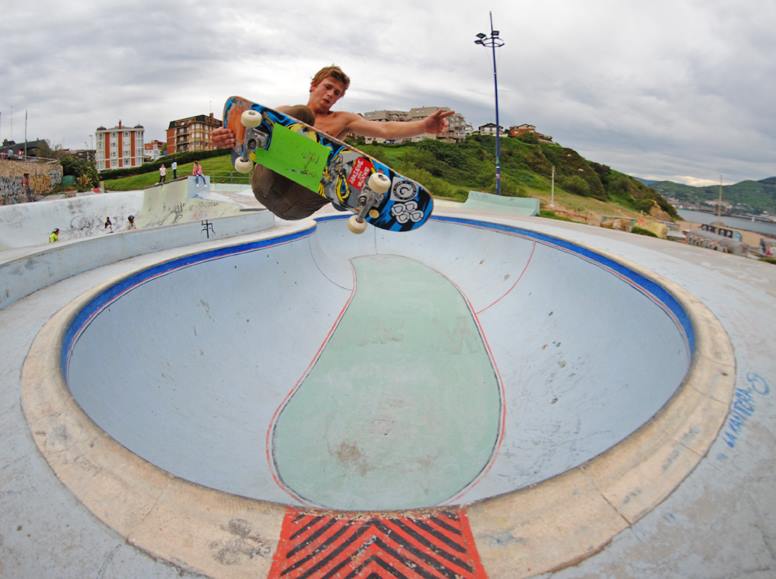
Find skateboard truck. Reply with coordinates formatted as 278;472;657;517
234;110;269;174
348;172;391;234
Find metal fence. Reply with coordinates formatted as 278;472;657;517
208;171;251;185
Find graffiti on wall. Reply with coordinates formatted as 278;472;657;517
0;160;63;204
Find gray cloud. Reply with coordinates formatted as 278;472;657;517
1;0;773;184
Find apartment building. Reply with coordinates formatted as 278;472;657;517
166;113;221;154
361;108;470;144
95;121;145;171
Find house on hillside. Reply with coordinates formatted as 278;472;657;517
0;139;48;159
509;123;554;143
477;122;505;136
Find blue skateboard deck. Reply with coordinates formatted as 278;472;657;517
224;96;433;232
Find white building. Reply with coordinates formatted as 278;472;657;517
361;108;469;144
95;121;144;171
477;122;505;136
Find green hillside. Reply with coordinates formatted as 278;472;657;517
649;177;776;215
102;135;676;219
357;135;677;218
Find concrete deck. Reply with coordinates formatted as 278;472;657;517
1;199;774;578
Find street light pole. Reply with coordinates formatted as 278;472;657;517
475;11;505;195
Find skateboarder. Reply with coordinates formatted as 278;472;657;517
211;65;454;219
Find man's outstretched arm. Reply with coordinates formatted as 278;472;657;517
346;109;455;140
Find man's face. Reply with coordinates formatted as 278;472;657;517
309;76;347;112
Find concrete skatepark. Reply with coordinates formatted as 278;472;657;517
1;180;775;577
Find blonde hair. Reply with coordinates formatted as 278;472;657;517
311;65;351;90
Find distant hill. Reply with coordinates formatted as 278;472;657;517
644;177;776;215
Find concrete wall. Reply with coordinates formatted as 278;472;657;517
0;190;145;249
0;178;246;250
137;177;241;228
0;159;63;204
0;210;275;309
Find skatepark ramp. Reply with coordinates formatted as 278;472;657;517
0;178;250;250
463;190;540;215
62;215;693;511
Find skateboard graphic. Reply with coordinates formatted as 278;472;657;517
224;96;433;233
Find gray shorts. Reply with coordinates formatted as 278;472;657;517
250;105;329;220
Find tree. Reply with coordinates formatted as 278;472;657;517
60;155;99;191
34;140;67;160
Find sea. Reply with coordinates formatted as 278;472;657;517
678;210;776;238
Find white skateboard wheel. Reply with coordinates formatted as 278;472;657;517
241;109;263;128
347;215;368;234
234;157;254;173
368;172;391;194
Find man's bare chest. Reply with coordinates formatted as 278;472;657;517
314;114;349;140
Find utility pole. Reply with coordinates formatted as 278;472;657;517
550;165;555;208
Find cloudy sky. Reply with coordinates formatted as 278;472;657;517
2;0;774;185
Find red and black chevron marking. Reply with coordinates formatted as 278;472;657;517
268;507;487;578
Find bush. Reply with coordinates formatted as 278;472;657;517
539;210;575;223
76;175;93;192
498;174;527;197
99;148;227;180
561;175;590;196
631;226;658;237
633;198;655;213
60;154;99;188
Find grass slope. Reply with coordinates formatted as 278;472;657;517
358;136;676;218
104;156;247;191
102;136;676;219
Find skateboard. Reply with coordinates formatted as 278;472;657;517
223;96;433;233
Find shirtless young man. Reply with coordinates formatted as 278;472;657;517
210;65;454;219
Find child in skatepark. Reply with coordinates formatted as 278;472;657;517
210;65;454;220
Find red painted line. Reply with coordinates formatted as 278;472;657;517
393;253;507;505
451;221;690;353
444;275;507;504
477;239;537;315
